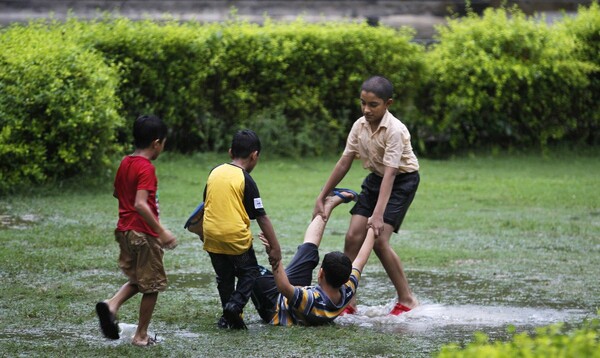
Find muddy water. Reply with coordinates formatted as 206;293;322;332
0;268;591;355
0;214;37;230
165;269;590;340
334;268;591;348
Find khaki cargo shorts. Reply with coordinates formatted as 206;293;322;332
115;229;167;293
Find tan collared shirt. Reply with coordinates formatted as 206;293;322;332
342;111;419;176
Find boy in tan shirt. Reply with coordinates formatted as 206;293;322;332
313;75;420;316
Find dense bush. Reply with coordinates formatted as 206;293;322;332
204;19;424;156
0;22;122;192
1;4;598;191
414;6;595;154
555;2;600;144
73;17;424;155
72;18;219;153
437;314;600;357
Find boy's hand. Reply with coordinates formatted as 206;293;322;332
259;232;270;253
159;229;178;250
259;232;281;268
367;216;385;238
312;199;327;221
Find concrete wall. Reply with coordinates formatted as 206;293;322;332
0;1;592;40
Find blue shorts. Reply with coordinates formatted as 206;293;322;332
251;243;319;323
350;171;420;232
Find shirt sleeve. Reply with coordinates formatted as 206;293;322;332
136;162;157;191
381;124;405;169
347;268;361;292
243;172;266;219
291;287;314;315
342;119;361;158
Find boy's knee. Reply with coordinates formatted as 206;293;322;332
373;237;392;252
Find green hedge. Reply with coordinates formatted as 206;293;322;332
74;18;424;155
437;314;600;357
555;2;600;144
0;3;598;191
0;21;122;193
72;18;219;153
413;5;596;155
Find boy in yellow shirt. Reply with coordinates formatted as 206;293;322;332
201;129;281;329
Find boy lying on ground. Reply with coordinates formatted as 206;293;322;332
249;188;375;326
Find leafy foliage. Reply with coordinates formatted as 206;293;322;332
1;3;599;191
415;5;595;154
0;21;122;192
554;2;600;144
76;17;424;154
437;314;600;358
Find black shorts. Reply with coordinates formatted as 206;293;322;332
350;171;420;233
251;243;319;323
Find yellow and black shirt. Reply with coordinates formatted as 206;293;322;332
202;163;266;255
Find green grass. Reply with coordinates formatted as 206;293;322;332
0;149;599;357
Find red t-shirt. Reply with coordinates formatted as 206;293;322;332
114;155;159;237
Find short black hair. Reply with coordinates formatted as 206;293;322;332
360;75;394;101
321;251;352;288
133;114;168;149
231;129;261;159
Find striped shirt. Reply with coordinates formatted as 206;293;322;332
271;268;361;326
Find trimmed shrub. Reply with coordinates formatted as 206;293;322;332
0;21;122;193
437;315;600;357
74;17;424;155
73;17;218;153
554;2;600;144
416;6;593;154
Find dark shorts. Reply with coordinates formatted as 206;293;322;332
350;171;420;233
251;243;319;323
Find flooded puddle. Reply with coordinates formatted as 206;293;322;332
0;214;37;230
167;273;213;290
0;268;593;355
336;303;588;332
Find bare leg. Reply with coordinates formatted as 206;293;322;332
106;282;139;315
373;223;418;309
303;190;355;247
343;215;368;261
342;215;368;311
132;292;158;346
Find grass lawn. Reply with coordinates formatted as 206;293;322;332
0;149;599;357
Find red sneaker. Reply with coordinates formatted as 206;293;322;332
389;303;412;316
339;305;357;316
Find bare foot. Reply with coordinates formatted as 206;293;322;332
132;335;157;347
399;297;419;310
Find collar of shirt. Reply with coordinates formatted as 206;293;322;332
359;110;393;135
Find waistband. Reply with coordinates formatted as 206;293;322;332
369;170;419;179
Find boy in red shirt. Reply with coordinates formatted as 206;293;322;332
95;114;177;346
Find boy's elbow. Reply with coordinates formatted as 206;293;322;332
134;201;146;213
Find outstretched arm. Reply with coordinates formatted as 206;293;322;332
352;228;375;272
256;215;282;264
259;233;295;300
313;154;354;220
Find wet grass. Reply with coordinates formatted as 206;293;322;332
0;149;599;357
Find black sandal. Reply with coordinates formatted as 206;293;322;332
95;301;120;339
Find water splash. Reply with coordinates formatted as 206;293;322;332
336;302;589;334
